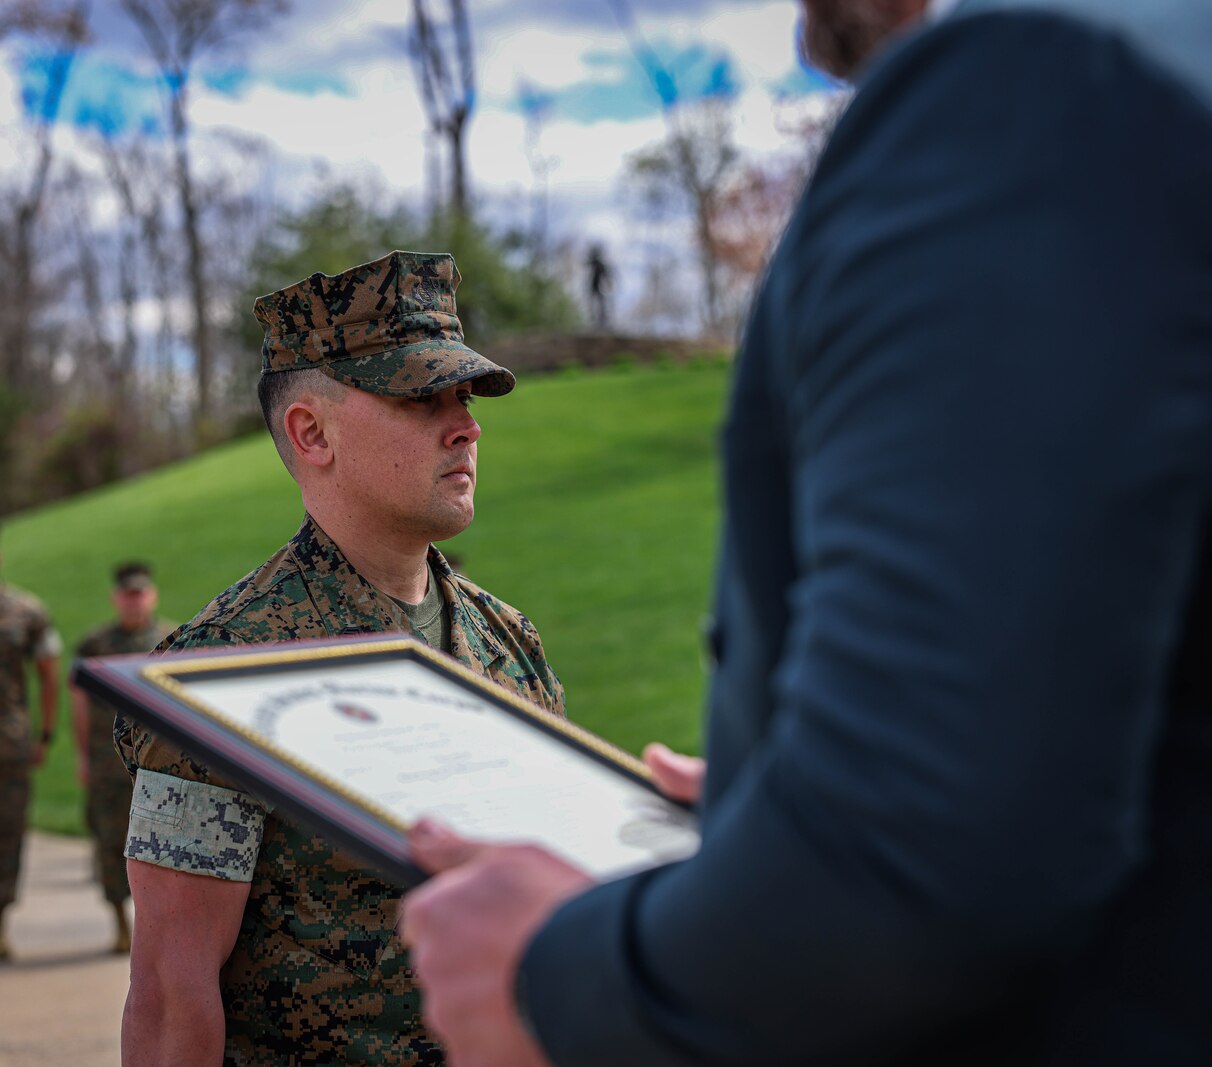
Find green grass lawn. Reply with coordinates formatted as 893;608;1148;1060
4;358;731;834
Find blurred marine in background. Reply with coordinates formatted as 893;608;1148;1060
69;561;173;954
0;544;61;963
399;1;1212;1064
115;250;565;1066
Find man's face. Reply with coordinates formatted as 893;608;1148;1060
799;0;926;79
113;585;158;629
326;381;481;544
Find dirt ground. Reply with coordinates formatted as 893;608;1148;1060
1;833;129;1067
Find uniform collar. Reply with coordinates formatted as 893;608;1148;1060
429;545;509;674
289;515;506;676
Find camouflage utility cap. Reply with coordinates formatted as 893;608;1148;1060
114;561;154;592
253;250;515;397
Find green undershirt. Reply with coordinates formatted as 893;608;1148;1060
391;561;451;653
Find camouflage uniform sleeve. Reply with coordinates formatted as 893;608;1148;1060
118;623;270;882
124;769;266;882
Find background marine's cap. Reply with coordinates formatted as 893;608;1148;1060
253;250;515;397
113;561;154;592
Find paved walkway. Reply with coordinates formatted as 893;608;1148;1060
1;833;129;1067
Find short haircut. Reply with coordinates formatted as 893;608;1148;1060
257;368;345;467
112;562;153;586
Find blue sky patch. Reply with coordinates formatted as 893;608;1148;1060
268;69;354;98
513;41;741;124
202;68;253;97
19;51;164;136
203;67;355;99
17;48;355;138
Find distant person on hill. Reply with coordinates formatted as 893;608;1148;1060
69;561;173;954
0;544;61;963
114;250;565;1066
586;244;612;329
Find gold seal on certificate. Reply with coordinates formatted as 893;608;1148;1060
73;635;700;884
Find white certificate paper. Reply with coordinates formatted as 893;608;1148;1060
165;649;700;881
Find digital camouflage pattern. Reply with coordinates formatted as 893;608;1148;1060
0;583;59;764
126;769;266;880
116;515;565;1066
75;617;174;903
254;250;516;399
0;761;29;911
0;583;60;910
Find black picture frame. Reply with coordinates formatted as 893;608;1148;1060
73;633;698;886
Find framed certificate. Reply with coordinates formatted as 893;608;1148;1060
73;635;700;886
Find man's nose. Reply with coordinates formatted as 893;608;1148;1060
444;403;481;448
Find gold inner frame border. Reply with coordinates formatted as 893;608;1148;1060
139;636;654;837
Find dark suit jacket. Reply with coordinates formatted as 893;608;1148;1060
518;4;1212;1064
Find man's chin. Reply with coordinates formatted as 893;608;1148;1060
428;505;475;545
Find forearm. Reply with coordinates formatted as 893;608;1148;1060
123;857;252;1067
36;658;59;738
69;689;90;774
123;970;227;1066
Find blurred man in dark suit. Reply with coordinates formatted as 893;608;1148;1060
399;2;1212;1063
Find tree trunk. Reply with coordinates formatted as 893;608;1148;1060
170;85;212;430
448;112;468;218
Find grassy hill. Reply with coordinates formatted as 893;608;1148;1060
4;358;731;834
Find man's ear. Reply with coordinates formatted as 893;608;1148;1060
283;399;334;469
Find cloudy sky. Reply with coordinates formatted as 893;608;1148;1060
1;0;832;328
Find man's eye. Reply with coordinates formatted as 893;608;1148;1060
459;393;475;407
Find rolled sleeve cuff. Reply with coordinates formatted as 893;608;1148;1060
124;768;267;881
34;627;62;659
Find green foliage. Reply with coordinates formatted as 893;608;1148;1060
36;406;125;499
8;360;731;835
421;210;581;342
0;380;27;516
230;184;419;371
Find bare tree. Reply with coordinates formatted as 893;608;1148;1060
0;2;88;513
0;0;83;39
407;0;475;217
609;0;740;336
0;1;87;397
93;132;173;416
518;81;556;269
626;99;738;337
119;0;288;430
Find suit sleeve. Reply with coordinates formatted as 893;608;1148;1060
517;12;1212;1067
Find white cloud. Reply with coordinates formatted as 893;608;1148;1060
703;3;803;87
478;28;612;98
192;64;429;192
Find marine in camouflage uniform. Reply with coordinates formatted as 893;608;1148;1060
0;576;62;960
71;561;174;952
115;250;565;1065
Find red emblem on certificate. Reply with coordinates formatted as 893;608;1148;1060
334;702;378;724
